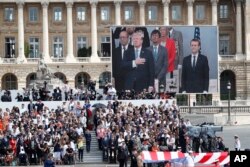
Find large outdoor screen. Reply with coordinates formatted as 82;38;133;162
111;26;218;94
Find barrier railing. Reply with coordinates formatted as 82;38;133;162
179;106;250;113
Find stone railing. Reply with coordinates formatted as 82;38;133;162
2;58;17;63
77;57;90;62
27;58;39;63
51;57;65;62
179;106;250;114
220;54;236;61
100;57;111;62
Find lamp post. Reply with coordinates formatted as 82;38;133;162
227;81;231;125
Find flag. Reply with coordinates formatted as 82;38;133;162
194;27;201;53
194;27;200;40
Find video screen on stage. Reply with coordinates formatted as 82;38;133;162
111;26;218;94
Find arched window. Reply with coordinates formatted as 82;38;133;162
75;72;91;88
54;72;67;83
2;73;18;90
220;70;236;100
26;73;37;88
99;71;111;88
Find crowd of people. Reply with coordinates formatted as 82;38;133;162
0;97;228;167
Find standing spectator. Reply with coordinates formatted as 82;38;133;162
117;143;128;167
85;129;92;152
77;136;85;162
28;100;35;114
234;135;241;151
35;99;44;112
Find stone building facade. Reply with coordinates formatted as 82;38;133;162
0;0;248;100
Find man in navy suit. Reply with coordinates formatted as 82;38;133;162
147;29;168;90
181;39;209;93
112;30;133;92
122;31;155;92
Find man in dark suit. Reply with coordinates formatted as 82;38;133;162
122;31;155;92
181;39;209;93
147;29;168;90
112;30;133;92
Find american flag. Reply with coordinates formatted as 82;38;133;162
194;27;201;53
194;27;200;40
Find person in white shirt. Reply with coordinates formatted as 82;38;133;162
183;150;195;167
76;124;83;136
234;135;241;151
106;83;117;100
20;103;27;115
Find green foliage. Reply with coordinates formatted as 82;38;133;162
24;41;30;58
196;94;213;106
77;46;92;57
176;94;189;106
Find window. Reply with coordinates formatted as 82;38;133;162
75;72;90;88
195;5;205;20
5;37;15;58
29;7;38;22
171;5;181;20
124;6;134;21
101;36;110;43
99;71;111;88
219;35;230;55
101;36;111;57
29;37;39;58
76;7;86;21
2;73;17;90
101;6;110;21
53;37;63;57
219;5;228;19
77;37;87;50
148;5;157;21
54;7;62;21
4;8;14;21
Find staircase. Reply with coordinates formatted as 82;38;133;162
78;131;103;164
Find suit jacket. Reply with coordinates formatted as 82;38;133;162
170;29;183;69
147;45;167;86
181;54;209;93
122;47;155;92
112;44;133;92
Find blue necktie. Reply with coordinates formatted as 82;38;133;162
135;49;139;59
153;46;158;61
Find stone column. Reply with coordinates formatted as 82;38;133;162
138;0;146;25
211;0;218;25
245;0;250;99
235;0;243;55
41;0;51;62
246;0;250;60
162;0;170;25
90;0;100;62
66;0;76;63
114;0;122;25
16;0;26;63
186;0;194;25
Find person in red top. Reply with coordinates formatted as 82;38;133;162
9;136;17;155
159;26;176;78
